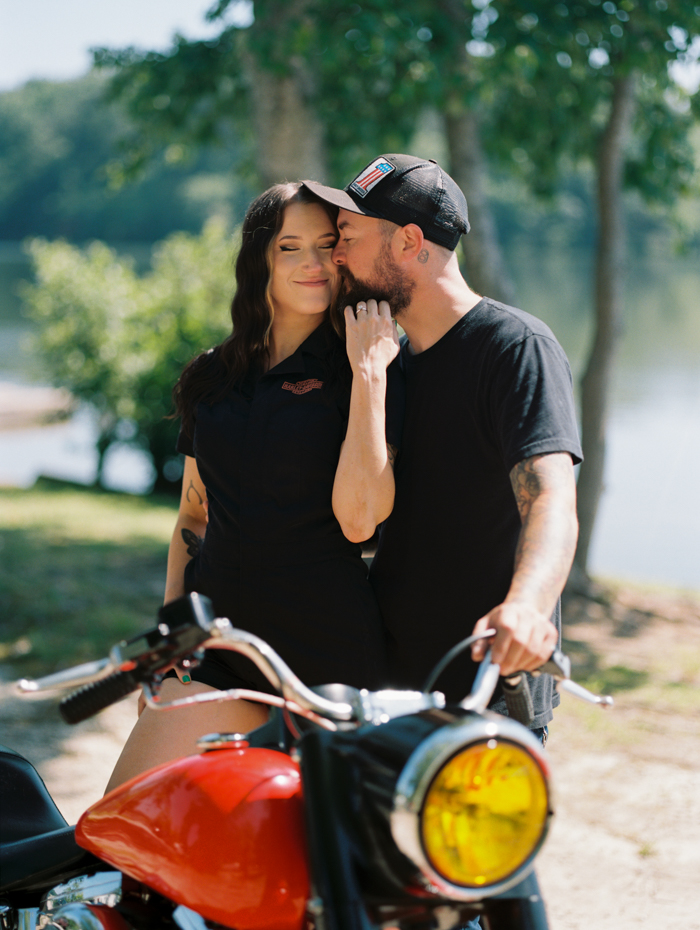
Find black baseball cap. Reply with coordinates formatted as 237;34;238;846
302;154;469;251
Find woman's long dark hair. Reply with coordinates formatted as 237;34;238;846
174;182;342;437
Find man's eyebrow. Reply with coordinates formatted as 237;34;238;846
337;219;353;231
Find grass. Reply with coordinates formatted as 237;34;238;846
0;478;177;677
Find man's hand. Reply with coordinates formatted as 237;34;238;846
471;602;558;676
344;299;400;375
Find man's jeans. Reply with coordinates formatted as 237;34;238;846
462;725;548;930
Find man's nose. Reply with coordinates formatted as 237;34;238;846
332;241;346;265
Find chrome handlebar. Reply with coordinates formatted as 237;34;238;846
199;618;356;721
17;614;611;725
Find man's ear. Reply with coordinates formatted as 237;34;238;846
395;223;425;263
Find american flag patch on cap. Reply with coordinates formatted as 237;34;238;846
349;158;395;198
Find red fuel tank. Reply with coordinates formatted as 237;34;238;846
76;746;308;930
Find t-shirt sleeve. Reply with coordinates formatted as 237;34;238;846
490;333;583;473
385;356;405;449
176;422;195;458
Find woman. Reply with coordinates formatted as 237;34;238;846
106;182;401;791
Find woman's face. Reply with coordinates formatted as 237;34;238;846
268;201;339;323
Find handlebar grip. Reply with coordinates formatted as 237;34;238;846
59;670;140;724
501;674;535;727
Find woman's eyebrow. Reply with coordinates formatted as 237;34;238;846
277;231;337;241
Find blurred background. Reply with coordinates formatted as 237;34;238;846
1;0;699;596
3;10;699;923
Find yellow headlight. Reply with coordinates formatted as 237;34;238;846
421;740;548;888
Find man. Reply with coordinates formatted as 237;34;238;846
303;154;581;727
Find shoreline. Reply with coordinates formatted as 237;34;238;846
0;379;73;431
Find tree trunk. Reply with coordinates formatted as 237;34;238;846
444;110;517;305
244;59;327;186
573;75;636;579
242;0;327;187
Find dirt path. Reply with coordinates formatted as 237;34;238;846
2;583;699;929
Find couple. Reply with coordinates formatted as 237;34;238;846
107;154;582;791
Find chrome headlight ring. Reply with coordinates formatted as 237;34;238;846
389;713;553;902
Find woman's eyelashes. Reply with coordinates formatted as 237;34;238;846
278;241;337;253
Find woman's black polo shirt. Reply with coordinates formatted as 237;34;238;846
176;320;403;692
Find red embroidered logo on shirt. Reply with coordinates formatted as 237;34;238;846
282;379;324;395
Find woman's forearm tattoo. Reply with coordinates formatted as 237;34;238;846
186;480;203;506
181;527;203;557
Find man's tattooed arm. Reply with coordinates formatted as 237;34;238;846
507;453;578;614
471;452;578;671
181;527;204;558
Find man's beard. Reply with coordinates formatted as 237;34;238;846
336;244;415;319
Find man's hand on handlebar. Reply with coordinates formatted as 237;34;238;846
470;601;558;677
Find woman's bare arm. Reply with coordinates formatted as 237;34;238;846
332;299;399;543
164;455;208;605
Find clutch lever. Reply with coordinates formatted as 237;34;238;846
533;647;614;708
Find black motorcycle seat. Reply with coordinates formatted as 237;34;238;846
0;824;93;893
0;745;68;843
0;745;98;892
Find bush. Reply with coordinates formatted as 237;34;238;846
22;219;235;492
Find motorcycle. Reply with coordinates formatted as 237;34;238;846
1;593;612;930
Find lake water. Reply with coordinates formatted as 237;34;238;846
1;240;699;591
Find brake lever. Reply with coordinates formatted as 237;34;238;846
109;592;216;681
531;646;613;708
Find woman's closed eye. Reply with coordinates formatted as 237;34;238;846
280;242;336;253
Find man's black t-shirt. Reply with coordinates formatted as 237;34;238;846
369;298;583;724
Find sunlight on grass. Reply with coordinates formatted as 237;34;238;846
0;481;176;544
0;482;178;676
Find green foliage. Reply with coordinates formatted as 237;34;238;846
21;220;234;491
482;0;700;200
0;74;254;241
93;33;253;182
92;1;439;185
92;0;699;199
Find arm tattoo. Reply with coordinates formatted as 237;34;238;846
417;249;429;264
186;480;203;506
509;457;544;521
507;453;578;612
387;444;398;468
181;527;203;558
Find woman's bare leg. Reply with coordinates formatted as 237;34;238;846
105;678;269;794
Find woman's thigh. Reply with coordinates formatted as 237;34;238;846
105;678;269;794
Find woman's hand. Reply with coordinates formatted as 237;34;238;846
344;299;400;375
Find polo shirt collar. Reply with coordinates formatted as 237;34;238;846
266;318;331;376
